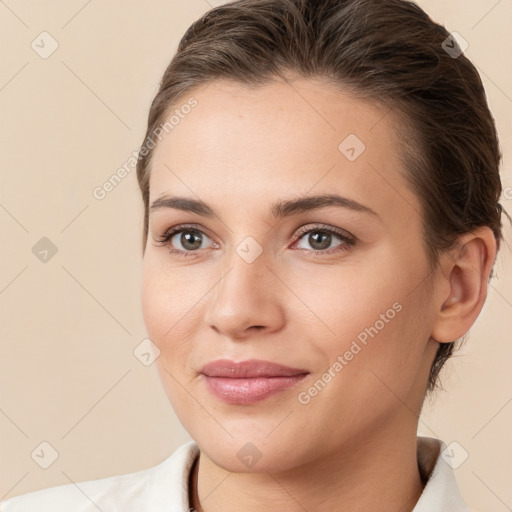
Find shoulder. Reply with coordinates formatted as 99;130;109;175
0;441;199;512
0;466;152;512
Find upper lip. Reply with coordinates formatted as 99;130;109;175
201;359;309;378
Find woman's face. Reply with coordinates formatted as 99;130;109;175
141;77;441;472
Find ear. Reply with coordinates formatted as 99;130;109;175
431;226;497;344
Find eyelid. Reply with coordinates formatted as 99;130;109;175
153;223;215;246
293;223;355;243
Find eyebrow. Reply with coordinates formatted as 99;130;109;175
150;193;379;219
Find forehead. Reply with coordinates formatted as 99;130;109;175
148;77;421;227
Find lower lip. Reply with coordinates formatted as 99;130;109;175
202;374;308;404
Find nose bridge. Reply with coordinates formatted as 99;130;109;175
214;245;270;314
204;242;284;336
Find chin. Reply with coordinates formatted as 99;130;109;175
199;436;303;474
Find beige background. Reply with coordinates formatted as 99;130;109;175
0;0;511;509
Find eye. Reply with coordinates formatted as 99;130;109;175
153;223;355;258
154;224;215;256
292;224;355;254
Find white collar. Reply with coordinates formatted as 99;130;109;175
151;435;471;511
0;436;472;511
414;436;472;511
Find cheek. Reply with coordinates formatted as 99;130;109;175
141;256;205;419
300;251;431;383
318;283;431;412
141;254;204;358
290;257;405;344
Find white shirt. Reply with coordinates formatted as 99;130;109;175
0;436;472;511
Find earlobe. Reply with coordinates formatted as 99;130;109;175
431;227;497;343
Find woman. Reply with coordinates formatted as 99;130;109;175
1;0;507;510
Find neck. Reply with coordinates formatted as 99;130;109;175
189;419;425;512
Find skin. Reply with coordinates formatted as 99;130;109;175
141;76;496;512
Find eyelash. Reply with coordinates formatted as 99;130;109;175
154;223;356;258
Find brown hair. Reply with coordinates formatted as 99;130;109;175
136;0;508;393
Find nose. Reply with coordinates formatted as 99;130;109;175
203;249;286;340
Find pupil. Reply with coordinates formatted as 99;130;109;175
181;231;202;250
310;231;331;250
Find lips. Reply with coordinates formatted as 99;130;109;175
200;359;309;378
200;359;309;405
